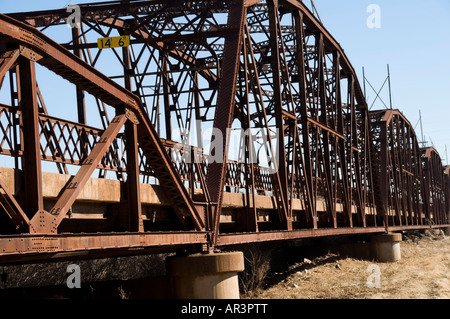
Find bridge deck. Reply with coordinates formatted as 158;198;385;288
0;166;446;264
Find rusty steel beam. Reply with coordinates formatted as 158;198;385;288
29;114;128;234
267;0;290;230
206;0;246;246
0;49;20;88
293;10;316;228
0;231;208;264
18;56;44;219
123;45;143;232
217;227;387;246
0;176;29;232
7;1;230;28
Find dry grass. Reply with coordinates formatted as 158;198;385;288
244;231;450;299
239;247;273;295
118;285;130;299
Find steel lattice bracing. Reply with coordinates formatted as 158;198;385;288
0;0;448;263
0;11;206;245
422;148;448;226
369;109;425;227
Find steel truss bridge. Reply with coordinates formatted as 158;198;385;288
0;0;448;264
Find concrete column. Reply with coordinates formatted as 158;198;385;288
371;233;402;262
166;251;245;299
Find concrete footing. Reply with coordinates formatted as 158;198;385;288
371;233;402;262
166;251;245;299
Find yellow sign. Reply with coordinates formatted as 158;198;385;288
97;35;130;49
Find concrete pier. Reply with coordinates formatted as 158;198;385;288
371;233;402;262
166;251;245;299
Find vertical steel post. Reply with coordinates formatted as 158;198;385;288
294;10;316;228
72;27;86;125
161;50;172;141
206;0;246;246
123;45;143;232
380;122;389;231
18;56;43;218
242;35;258;232
334;50;351;227
268;0;290;230
71;26;89;169
317;33;336;228
9;65;21;170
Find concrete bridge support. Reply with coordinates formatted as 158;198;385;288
371;233;402;262
166;251;245;299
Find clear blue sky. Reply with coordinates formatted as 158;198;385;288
1;0;449;163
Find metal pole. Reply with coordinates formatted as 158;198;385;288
387;64;393;109
123;45;143;232
362;66;366;99
18;56;44;219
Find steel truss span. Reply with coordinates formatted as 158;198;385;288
0;0;448;263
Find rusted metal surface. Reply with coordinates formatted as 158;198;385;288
0;1;448;263
445;166;450;223
0;11;205;234
370;109;426;229
216;224;450;246
422;148;448;226
0;231;208;264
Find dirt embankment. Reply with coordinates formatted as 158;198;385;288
244;230;450;299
